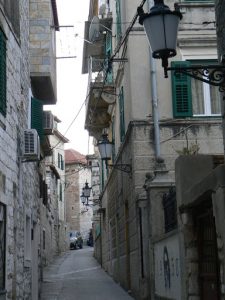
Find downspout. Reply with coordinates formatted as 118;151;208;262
147;1;161;299
148;0;161;161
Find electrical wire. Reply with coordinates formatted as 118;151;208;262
111;0;147;61
50;91;91;151
51;0;147;153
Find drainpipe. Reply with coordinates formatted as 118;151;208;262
148;0;161;161
146;1;162;299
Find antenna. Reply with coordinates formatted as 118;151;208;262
89;16;100;43
89;16;112;43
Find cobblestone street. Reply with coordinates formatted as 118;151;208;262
40;247;134;300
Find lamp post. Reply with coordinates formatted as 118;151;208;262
97;134;132;174
138;0;225;90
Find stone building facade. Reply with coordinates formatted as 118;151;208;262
0;1;59;300
82;0;223;299
65;149;93;242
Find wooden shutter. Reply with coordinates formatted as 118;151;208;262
111;116;115;162
59;183;63;201
31;97;43;140
105;31;113;83
119;87;125;142
171;61;192;117
58;153;60;168
0;29;6;117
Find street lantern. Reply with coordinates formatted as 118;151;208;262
97;133;113;161
97;134;132;175
83;181;92;198
138;0;182;78
80;191;86;206
138;0;225;89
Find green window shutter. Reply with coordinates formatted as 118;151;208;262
61;158;64;170
101;160;105;190
31;97;43;140
105;31;112;55
0;29;7;117
111;116;115;163
119;87;125;142
116;0;122;42
58;153;60;168
105;31;113;83
171;61;192;117
59;183;63;201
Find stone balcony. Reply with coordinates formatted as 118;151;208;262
84;57;115;140
29;0;59;104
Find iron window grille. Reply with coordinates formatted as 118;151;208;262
162;187;177;233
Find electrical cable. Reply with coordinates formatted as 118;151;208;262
111;0;147;61
51;0;147;153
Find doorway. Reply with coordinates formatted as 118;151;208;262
196;203;220;300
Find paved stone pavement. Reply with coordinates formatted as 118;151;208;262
40;246;134;300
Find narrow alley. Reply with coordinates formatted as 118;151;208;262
40;247;134;300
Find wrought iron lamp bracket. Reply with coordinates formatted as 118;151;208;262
108;163;132;174
167;65;225;92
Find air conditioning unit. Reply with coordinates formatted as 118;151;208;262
23;129;40;160
43;111;54;134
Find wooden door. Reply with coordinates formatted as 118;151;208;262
197;210;220;300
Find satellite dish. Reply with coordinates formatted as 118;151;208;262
89;16;100;43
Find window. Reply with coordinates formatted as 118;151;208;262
115;0;122;42
43;229;45;250
31;97;43;140
0;29;6;117
111;116;116;162
162;187;177;233
0;203;6;291
25;215;31;260
2;1;20;37
172;61;221;117
119;87;125;142
105;31;113;83
59;182;63;201
58;153;64;170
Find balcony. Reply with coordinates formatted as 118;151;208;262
85;57;115;139
29;0;59;104
82;15;112;74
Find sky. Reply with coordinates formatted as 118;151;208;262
47;0;93;156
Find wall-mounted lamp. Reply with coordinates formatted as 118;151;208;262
80;181;92;206
97;134;132;174
138;0;225;90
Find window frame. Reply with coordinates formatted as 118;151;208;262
171;60;221;118
162;187;177;233
119;86;125;143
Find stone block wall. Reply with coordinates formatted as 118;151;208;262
100;119;223;299
29;0;57;96
215;0;225;61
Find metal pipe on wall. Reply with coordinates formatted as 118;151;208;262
148;0;161;161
